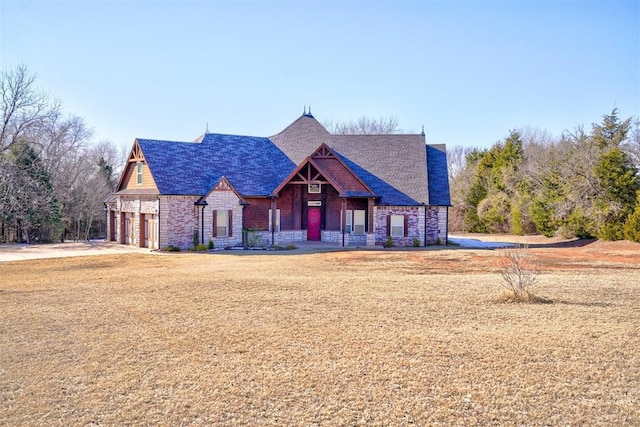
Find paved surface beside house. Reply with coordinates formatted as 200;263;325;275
0;241;152;262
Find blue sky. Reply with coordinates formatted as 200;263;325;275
1;0;638;150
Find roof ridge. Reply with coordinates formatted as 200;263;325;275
270;114;330;138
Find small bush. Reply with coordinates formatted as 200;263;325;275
243;227;262;248
285;244;297;250
189;244;208;251
496;244;540;303
208;240;214;250
623;196;640;242
597;223;623;241
493;290;551;304
161;245;181;252
383;236;394;248
412;237;420;247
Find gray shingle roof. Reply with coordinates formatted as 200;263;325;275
130;114;450;207
137;134;294;196
426;144;451;206
270;115;431;205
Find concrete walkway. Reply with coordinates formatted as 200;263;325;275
0;239;411;262
0;241;152;262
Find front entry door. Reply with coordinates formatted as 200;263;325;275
308;207;321;241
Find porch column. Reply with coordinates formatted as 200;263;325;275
367;198;375;233
270;197;277;246
119;212;125;244
341;198;347;247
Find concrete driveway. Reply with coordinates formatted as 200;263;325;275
0;241;152;262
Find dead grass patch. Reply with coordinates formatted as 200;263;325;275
1;247;639;425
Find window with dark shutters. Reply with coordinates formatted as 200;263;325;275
228;210;233;237
212;210;217;237
404;214;408;237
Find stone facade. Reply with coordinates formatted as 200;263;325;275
202;183;244;248
425;206;448;245
374;206;422;246
107;197;448;249
107;196;160;249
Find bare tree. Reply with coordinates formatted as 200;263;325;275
497;244;540;302
623;117;640;170
0;64;58;152
323;116;401;134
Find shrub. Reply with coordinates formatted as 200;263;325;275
161;245;181;252
597;223;623;241
412;237;420;247
285;244;297;250
623;193;640;242
189;244;208;251
565;209;593;239
208;239;214;250
243;227;261;248
383;236;394;248
496;244;541;303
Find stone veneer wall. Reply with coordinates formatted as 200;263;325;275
111;196;159;247
250;230;307;247
435;205;448;244
203;188;244;248
373;206;424;247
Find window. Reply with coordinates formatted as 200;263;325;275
213;210;232;237
353;210;365;235
342;209;365;234
269;209;281;232
308;182;321;193
344;210;352;233
136;163;143;184
390;215;404;237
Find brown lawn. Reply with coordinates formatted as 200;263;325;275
1;240;639;426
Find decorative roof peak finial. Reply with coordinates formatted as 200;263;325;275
421;124;425;136
206;121;210;134
308;105;312;116
303;105;307;115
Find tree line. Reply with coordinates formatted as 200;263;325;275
448;109;640;242
1;65;123;243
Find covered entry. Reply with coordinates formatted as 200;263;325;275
267;143;377;244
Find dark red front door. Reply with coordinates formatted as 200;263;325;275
308;208;321;241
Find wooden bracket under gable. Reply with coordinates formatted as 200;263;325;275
128;141;144;163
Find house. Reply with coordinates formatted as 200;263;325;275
105;111;450;249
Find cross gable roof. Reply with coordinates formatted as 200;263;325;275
271;144;375;198
270;114;430;205
121;113;449;207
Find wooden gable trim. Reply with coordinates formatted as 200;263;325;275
312;144;376;196
203;176;247;205
271;143;375;197
115;140;158;192
271;156;345;196
128;141;144;163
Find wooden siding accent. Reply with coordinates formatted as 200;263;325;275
313;157;370;195
121;161;158;191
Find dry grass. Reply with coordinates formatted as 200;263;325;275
1;244;639;426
